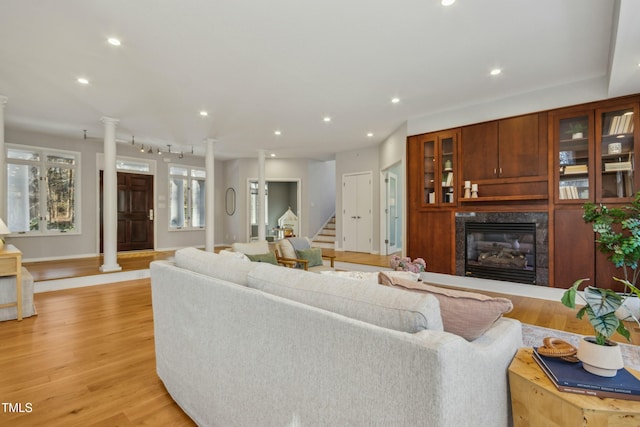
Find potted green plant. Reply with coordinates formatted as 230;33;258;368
560;193;640;376
566;122;587;139
561;278;639;376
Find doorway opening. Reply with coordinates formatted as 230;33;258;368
248;179;301;241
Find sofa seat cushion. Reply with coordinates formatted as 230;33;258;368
379;272;513;341
248;263;443;334
175;247;256;286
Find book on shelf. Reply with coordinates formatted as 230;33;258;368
445;172;453;187
608;113;635;135
562;164;588;175
604;161;632;172
559;186;580;200
532;347;640;401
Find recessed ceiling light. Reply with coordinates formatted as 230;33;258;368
107;37;121;46
323;116;331;122
274;130;281;135
490;68;502;76
77;77;89;85
270;153;276;157
199;111;208;117
441;0;455;6
391;97;400;104
367;132;374;137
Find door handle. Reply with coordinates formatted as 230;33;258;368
351;216;357;219
148;209;154;220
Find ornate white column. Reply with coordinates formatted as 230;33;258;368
0;96;7;218
100;117;122;272
204;139;216;252
258;149;266;241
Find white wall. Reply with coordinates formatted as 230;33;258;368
5;127;215;260
407;76;608;136
221;157;336;244
335;146;380;253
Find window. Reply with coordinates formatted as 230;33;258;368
169;165;205;229
6;145;80;234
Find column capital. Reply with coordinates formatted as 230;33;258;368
0;95;7;106
101;116;120;126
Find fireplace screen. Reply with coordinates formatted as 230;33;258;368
465;222;536;284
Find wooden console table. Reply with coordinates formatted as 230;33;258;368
0;245;23;321
509;347;640;426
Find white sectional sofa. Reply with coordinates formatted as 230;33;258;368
151;248;523;427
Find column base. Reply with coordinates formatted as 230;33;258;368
99;264;122;273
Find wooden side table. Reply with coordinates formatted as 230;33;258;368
508;348;640;427
0;245;23;321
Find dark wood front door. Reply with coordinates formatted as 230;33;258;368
100;172;154;252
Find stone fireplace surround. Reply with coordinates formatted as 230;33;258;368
455;211;549;286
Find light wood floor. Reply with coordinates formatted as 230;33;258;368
0;249;637;425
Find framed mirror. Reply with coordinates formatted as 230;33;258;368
225;187;236;215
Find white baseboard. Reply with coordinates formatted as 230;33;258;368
35;269;150;293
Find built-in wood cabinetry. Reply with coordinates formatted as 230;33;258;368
406;130;459;274
549;97;639;291
407;94;640;289
459;113;548;201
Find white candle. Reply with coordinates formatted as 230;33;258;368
465;180;471;188
471;183;478;191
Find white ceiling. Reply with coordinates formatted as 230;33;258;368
1;0;639;160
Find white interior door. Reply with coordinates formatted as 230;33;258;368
342;172;372;252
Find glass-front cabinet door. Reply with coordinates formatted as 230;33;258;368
554;111;593;203
421;130;458;207
597;104;637;202
423;136;436;205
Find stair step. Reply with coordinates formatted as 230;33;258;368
319;230;336;236
315;235;335;243
312;241;335;249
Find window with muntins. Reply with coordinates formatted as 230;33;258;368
169;165;205;229
6;145;80;235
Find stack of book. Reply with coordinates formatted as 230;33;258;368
532;347;640;401
608;113;635;135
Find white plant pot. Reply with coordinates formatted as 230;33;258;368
577;337;624;377
616;296;640;321
572;132;583;139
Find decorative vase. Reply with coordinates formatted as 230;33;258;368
577;337;624;377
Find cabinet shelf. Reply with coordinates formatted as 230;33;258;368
460;195;548;203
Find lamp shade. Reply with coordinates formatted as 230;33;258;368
0;218;10;235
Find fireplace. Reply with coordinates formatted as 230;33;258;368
455;212;549;286
465;222;536;284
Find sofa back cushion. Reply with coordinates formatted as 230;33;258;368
379;272;513;341
175;247;255;286
248;263;443;334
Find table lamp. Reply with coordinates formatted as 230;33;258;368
0;218;10;251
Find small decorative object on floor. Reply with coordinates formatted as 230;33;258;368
389;255;426;274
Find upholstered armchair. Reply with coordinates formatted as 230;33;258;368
275;237;335;272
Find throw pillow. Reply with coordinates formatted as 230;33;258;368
378;272;513;341
246;252;278;265
296;247;323;267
